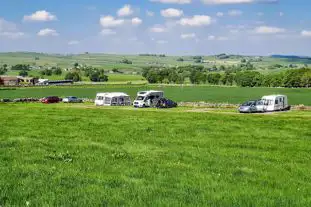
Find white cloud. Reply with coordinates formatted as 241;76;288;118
216;12;224;17
100;16;125;28
157;40;168;44
161;8;183;18
279;12;284;17
217;36;229;41
207;35;215;40
254;26;285;34
117;5;133;17
301;30;311;37
181;33;196;39
207;35;229;41
132;17;142;25
0;32;25;39
68;40;80;45
202;0;253;4
257;12;264;16
23;10;57;22
228;10;243;16
150;0;191;4
150;25;167;33
0;18;24;39
179;15;212;27
37;28;59;36
100;29;117;36
146;10;155;17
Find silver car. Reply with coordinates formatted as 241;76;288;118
62;96;83;103
238;100;265;113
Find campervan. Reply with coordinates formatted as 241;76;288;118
133;90;164;108
95;92;131;106
261;95;290;112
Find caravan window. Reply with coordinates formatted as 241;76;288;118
104;97;111;104
275;99;279;104
97;96;104;100
136;96;145;101
112;97;118;103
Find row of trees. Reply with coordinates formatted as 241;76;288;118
64;66;109;82
142;66;311;88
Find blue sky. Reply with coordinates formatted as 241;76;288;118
0;0;310;55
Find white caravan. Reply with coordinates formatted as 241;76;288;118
133;90;164;108
261;95;290;112
95;92;131;106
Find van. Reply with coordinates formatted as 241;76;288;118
133;90;164;108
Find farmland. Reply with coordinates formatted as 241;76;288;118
1;85;311;105
1;103;311;206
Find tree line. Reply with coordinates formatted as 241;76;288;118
142;66;311;88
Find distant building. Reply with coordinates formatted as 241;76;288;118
0;76;20;86
0;76;38;86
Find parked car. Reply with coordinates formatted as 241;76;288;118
238;100;265;113
156;98;178;108
63;96;83;103
41;96;61;104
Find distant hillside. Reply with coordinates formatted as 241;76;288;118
271;55;311;60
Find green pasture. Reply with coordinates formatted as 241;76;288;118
0;104;311;206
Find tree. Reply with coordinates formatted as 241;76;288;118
74;63;79;68
19;70;28;77
40;69;53;76
89;70;109;82
177;58;184;62
0;64;8;75
11;64;30;71
301;71;311;88
235;71;262;87
65;72;81;82
207;73;221;85
52;67;62;75
120;59;132;64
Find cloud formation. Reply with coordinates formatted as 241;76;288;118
254;26;285;34
161;8;183;18
150;0;191;4
37;28;59;36
24;10;57;22
179;15;212;27
117;5;133;17
100;16;125;28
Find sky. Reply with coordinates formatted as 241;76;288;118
0;0;310;56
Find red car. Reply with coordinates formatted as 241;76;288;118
41;96;61;104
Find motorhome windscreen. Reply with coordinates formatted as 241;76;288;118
136;96;145;101
97;96;103;100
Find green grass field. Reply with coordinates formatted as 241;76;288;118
1;103;311;206
1;85;311;105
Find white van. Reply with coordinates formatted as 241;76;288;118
95;92;131;106
133;90;164;108
261;95;290;112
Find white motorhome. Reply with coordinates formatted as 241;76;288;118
133;90;164;108
261;95;290;112
95;92;131;106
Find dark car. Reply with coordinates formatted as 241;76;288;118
41;96;61;104
156;98;178;108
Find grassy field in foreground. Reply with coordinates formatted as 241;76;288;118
1;85;311;105
1;104;311;206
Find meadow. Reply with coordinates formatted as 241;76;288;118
1;85;311;105
1;103;311;206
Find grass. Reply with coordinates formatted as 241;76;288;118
1;103;311;206
1;85;311;105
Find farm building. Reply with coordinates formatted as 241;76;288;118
0;76;38;86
